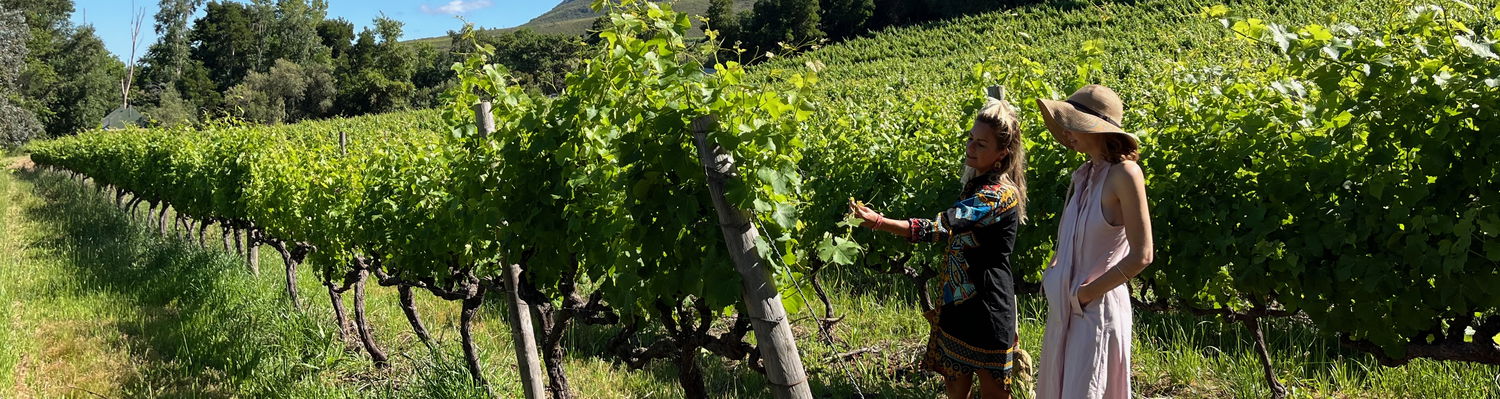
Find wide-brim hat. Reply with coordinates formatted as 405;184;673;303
1036;84;1138;150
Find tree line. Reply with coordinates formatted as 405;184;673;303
0;0;1041;146
0;0;588;144
704;0;1047;60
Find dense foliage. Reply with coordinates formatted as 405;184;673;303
0;0;124;142
31;1;819;394
763;0;1499;366
25;0;1500;397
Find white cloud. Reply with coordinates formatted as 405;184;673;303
420;0;494;15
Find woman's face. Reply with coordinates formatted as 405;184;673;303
1064;129;1104;156
965;122;1008;172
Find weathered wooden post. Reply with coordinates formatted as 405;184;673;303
475;99;546;399
689;116;812;399
246;222;260;275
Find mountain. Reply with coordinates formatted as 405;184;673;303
406;0;754;47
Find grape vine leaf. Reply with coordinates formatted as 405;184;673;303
1454;35;1498;59
816;233;863;266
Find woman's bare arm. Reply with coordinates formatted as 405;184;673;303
1077;161;1155;306
849;201;913;238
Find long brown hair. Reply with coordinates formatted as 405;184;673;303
1101;133;1140;163
967;98;1029;222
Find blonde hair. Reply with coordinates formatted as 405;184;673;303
961;97;1029;222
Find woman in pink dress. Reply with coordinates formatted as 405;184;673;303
1033;85;1155;399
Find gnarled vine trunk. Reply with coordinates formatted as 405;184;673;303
460;284;495;397
397;285;435;352
325;281;355;346
350;265;388;368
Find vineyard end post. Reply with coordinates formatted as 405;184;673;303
477;99;546;399
690;115;813;399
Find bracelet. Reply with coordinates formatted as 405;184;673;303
1113;266;1131;280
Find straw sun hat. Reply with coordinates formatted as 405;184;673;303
1035;85;1139;150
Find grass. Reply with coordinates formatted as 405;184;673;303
1;157;1496;397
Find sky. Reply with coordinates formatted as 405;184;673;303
71;0;560;62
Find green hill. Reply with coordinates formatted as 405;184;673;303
406;0;752;48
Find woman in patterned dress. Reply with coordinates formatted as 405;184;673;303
849;95;1029;398
1034;84;1155;399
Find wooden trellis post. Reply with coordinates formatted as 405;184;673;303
476;100;546;399
690;116;813;399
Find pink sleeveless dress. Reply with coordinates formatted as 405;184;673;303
1037;160;1133;398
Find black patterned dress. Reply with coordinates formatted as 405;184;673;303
906;171;1021;382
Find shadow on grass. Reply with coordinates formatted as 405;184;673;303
17;169;368;398
523;285;942;398
552;320;937;398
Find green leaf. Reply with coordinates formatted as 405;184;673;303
1203;4;1230;18
1454;35;1498;59
757;166;787;194
771;202;797;229
838;213;864;230
831;236;862;265
816;232;862;266
816;233;839;264
1302;24;1333;41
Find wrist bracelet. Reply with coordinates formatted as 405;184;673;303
1113;266;1131;280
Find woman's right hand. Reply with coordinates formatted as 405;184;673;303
848;198;883;229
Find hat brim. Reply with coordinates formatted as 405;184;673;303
1036;98;1138;149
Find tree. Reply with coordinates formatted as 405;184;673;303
139;0;206;85
704;0;739;36
225;58;334;124
373;14;403;44
744;0;824;56
867;0;931;28
175;59;221;114
2;0;125;137
703;0;743;60
0;5;28;92
0;100;40;147
43;26;126;136
585;16;610;45
442;25;584;96
489;29;584;94
190;1;258;96
0;5;41;146
268;0;330;65
123;7;147;109
819;0;873;40
1;0;72;57
316;18;353;60
3;0;69;132
141;86;197;127
408;42;452;109
52;26;127;134
334;17;414;115
248;0;275;70
133;0;202;113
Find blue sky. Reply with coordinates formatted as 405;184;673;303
72;0;559;62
